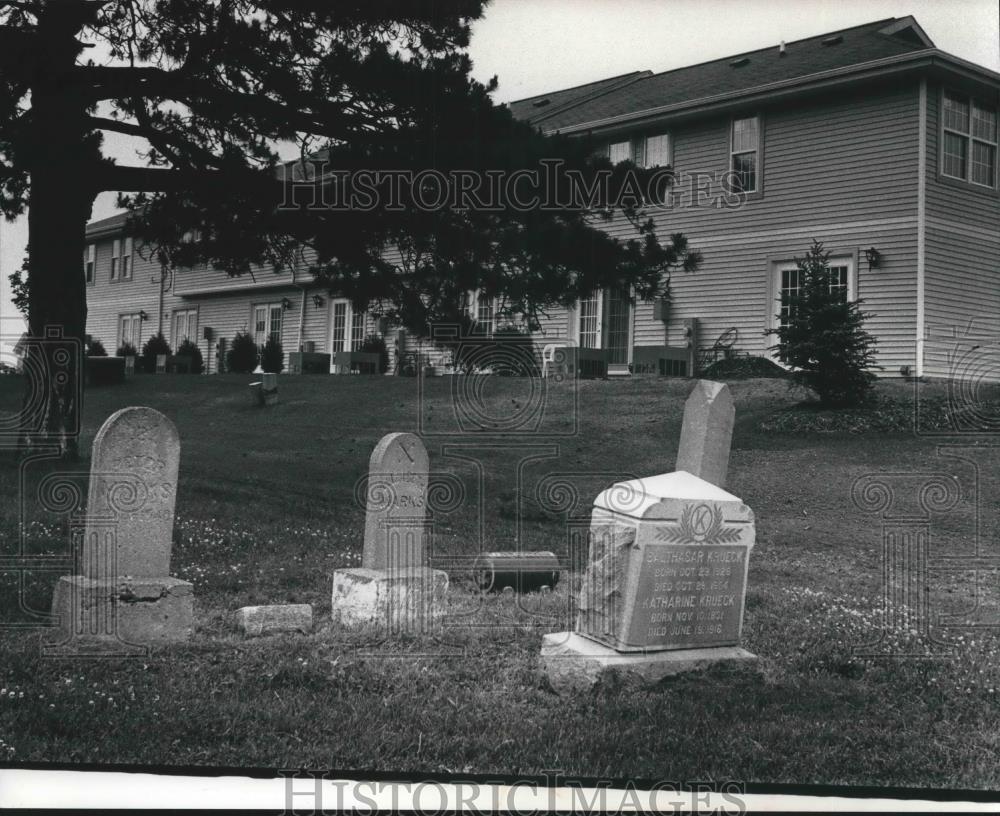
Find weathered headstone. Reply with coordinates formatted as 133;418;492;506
83;407;180;578
331;433;447;633
236;604;313;637
49;407;193;649
675;380;735;488
540;472;756;692
541;383;753;692
362;432;428;570
261;372;278;405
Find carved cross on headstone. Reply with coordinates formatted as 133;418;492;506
675;380;735;489
361;432;429;571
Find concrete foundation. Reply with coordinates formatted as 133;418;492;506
49;575;194;648
540;631;756;693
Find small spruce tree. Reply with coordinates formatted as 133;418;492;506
260;335;284;374
175;339;205;374
226;331;259;374
767;240;879;407
140;333;172;374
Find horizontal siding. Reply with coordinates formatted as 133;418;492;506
923;222;1000;382
530;82;922;375
922;80;1000;382
85;239;169;354
925;81;1000;234
86;83;923;377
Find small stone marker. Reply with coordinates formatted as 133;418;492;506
261;372;278;405
332;432;448;633
362;432;429;570
675;380;735;488
236;604;312;637
540;471;756;693
49;407;193;649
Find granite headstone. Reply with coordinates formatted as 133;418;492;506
675;380;735;489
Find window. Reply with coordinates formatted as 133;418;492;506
121;237;133;280
469;290;495;337
84;244;95;284
119;313;143;350
773;259;853;344
608;135;670;169
943;90;998;188
642;134;671;168
608;141;631;164
577;292;601;348
110;239;120;281
330;299;365;353
730;115;760;193
173;309;198;346
253;303;283;348
350;308;365;350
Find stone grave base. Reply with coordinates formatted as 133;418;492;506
331;567;448;632
50;575;194;646
540;632;756;694
237;604;313;637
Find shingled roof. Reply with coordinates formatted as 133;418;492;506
506;71;653;126
517;17;935;133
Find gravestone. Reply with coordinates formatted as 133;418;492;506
331;433;448;632
541;472;756;692
362;433;429;570
540;381;753;692
261;372;278;405
236;604;312;637
675;380;735;488
49;407;193;649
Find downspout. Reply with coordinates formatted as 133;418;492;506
157;261;165;336
916;78;927;378
295;285;307;351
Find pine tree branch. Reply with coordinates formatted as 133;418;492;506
75;65;353;138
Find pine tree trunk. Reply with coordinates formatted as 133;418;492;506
18;4;97;460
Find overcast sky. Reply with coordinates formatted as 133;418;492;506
2;0;998;345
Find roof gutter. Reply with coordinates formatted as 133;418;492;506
546;49;1000;136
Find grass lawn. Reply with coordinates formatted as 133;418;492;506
1;372;999;787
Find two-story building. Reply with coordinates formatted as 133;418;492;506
84;16;1000;381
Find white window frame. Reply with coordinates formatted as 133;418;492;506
121;237;133;280
767;254;856;362
110;239;120;281
730;115;761;194
576;291;603;349
468;290;497;337
329;298;366;355
641;133;672;169
119;312;144;351
173;308;198;347
84;244;95;285
941;89;998;189
608;140;631;165
252;302;283;349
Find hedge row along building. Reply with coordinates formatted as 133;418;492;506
84;16;1000;380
